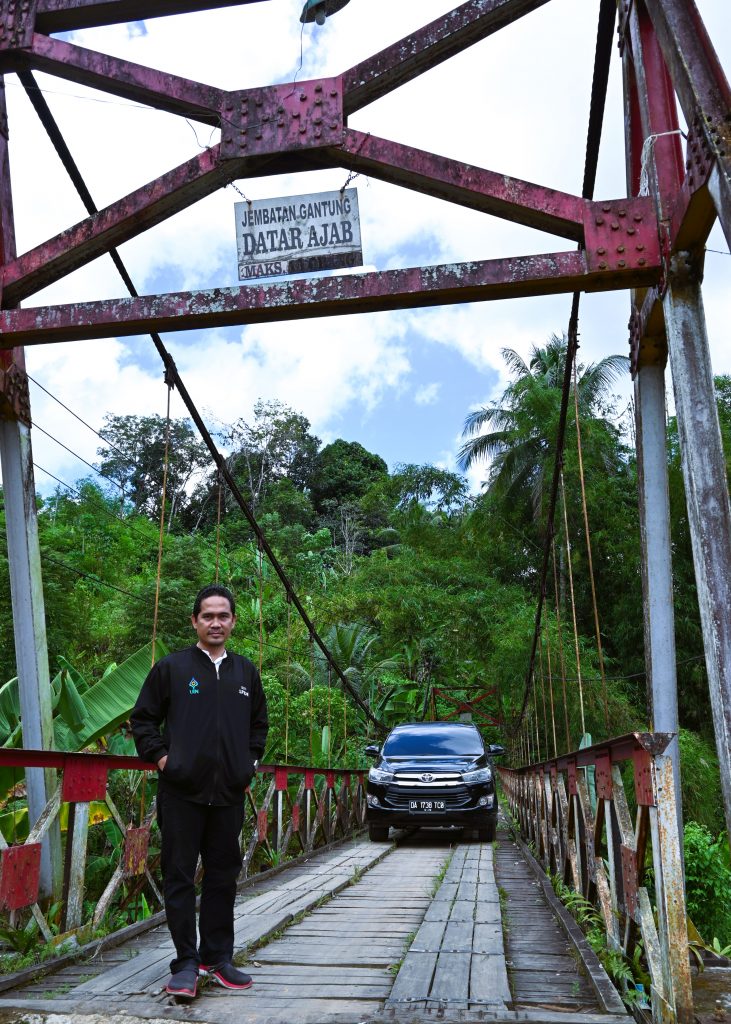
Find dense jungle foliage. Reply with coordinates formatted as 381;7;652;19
1;338;729;947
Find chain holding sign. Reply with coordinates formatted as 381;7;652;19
235;188;362;281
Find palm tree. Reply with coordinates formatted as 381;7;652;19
458;334;628;520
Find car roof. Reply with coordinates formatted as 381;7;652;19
387;722;481;734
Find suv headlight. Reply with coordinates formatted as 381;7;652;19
462;767;492;785
368;766;394;784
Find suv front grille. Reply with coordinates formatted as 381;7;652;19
384;784;471;810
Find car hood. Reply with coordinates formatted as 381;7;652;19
379;756;485;774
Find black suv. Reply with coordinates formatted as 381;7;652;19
365;721;504;842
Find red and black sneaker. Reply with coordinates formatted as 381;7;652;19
199;963;253;990
166;968;198;1002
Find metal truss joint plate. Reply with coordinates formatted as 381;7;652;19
0;0;37;51
220;76;344;160
584;197;660;275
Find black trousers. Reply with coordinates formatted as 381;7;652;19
157;788;246;974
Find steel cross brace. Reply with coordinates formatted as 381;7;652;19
0;0;663;328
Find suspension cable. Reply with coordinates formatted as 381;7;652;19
551;539;572;750
151;377;173;667
214;470;223;584
572;359;610;732
21;70;383;733
538;633;549;758
561;470;586;739
545;625;558;759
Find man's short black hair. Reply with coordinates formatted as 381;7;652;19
192;585;236;618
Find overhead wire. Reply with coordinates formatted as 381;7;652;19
512;0;616;742
19;67;379;728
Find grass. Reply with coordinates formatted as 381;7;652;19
430;849;454;898
389;929;418;976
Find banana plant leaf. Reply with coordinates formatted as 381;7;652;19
0;677;20;741
56;655;90;695
55;639;167;751
0;800;111;843
55;670;88;731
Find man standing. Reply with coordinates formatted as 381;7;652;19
131;584;268;1002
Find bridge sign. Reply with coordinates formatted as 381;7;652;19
234;188;363;282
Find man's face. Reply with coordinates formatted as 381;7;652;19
191;595;236;650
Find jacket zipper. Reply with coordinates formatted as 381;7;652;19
209;658;222;804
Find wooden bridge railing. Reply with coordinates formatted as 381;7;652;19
0;749;366;946
498;732;692;1024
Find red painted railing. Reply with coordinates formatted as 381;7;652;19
0;749;366;943
498;732;692;1024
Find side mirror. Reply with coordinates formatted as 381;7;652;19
364;744;380;759
489;744;505;757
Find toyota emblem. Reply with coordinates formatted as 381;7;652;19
420;773;434;783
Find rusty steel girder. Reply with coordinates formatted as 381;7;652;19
0;241;663;347
0;0;668;337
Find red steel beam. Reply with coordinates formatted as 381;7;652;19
2;147;243;306
0;248;661;346
35;0;266;33
342;0;551;115
643;0;731;251
17;34;225;125
325;131;586;241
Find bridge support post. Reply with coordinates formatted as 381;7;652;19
634;363;682;843
0;78;61;898
663;254;731;847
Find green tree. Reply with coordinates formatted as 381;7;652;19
308;439;388;512
96;414;209;527
458;335;628;522
220;399;320;514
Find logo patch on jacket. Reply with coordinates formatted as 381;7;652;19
239;686;249;697
189;677;200;695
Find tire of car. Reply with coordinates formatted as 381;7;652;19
477;820;497;842
368;824;389;842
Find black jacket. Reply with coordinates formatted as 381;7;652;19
130;645;269;805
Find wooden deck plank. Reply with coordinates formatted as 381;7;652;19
470;952;513;1005
430;950;471;1007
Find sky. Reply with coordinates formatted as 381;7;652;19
3;0;730;497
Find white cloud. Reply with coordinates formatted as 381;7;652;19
2;0;729;489
414;382;440;406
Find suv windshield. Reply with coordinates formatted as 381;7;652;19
382;726;483;757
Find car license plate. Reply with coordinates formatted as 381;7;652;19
409;800;446;813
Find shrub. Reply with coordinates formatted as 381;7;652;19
683;821;731;946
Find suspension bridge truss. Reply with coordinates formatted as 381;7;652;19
0;3;729;1024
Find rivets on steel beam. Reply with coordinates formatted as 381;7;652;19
330;121;338;130
617;245;625;253
595;216;604;226
638;258;646;266
300;92;307;101
329;90;338;97
599;261;608;270
314;83;323;92
618;259;626;267
602;204;611;212
292;110;300;118
633;213;643;222
597;247;606;255
256;98;263;106
611;222;620;231
627;227;636;235
299;125;307;134
256;129;262;139
315;128;322;138
636;244;645;252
